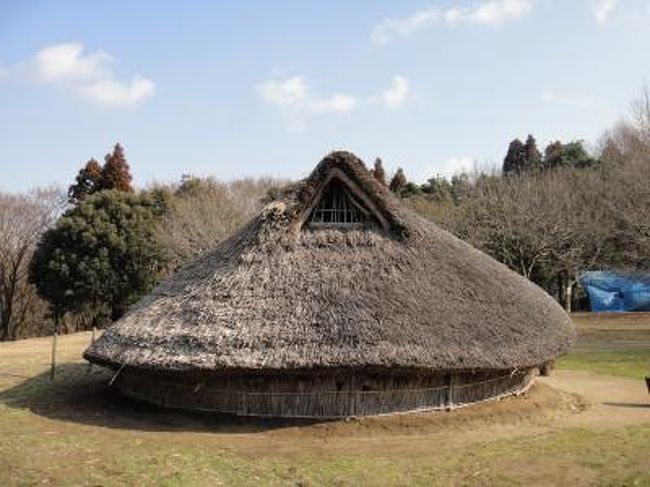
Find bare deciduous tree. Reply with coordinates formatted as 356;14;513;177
0;187;66;340
631;84;650;144
157;177;282;265
436;167;614;311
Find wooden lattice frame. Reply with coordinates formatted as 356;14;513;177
297;168;390;232
309;183;370;227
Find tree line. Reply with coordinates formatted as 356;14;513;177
2;89;650;339
391;90;650;311
0;144;278;340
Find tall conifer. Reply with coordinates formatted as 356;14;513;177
389;168;407;193
68;158;102;203
99;143;133;192
372;157;387;186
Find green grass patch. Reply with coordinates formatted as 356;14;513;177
2;331;650;486
557;349;650;379
1;399;648;486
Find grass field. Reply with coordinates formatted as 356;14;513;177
1;314;649;486
559;312;650;379
557;349;650;379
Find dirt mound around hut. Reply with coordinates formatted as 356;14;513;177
1;353;584;441
254;382;586;441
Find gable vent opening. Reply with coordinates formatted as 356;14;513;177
308;181;373;228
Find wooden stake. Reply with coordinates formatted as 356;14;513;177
87;326;96;373
50;315;58;381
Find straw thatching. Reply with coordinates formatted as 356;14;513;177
84;151;575;417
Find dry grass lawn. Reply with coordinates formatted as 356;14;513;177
1;314;649;486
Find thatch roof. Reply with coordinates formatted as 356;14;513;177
85;151;575;374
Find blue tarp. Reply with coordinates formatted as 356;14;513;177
580;271;650;312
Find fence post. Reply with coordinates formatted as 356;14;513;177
50;315;59;381
86;326;96;373
447;372;455;409
241;391;247;416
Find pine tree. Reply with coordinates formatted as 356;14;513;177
99;143;133;192
372;157;387;185
389;168;407;193
30;191;167;323
544;140;597;169
503;138;525;175
68;159;102;203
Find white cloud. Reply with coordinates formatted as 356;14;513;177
30;43;110;83
258;77;307;106
419;156;474;182
258;74;413;128
309;94;357;113
79;77;155;107
592;0;620;25
439;156;474;177
25;42;154;107
541;91;599;109
371;0;533;45
257;76;358;129
371;8;439;45
382;75;410;107
445;0;533;25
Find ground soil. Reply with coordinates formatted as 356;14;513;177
1;330;647;447
1;318;649;486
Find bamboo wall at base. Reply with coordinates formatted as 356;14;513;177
112;368;538;418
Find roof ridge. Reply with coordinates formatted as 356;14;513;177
264;151;411;240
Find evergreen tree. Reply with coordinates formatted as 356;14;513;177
29;190;167;322
372;157;387;185
99;143;133;192
524;134;543;170
389;168;407;193
68;159;102;203
544;140;597;169
543;141;563;168
399;182;422;198
503;138;525;175
422;175;453;202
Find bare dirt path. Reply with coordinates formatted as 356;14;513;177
3;334;644;457
1;331;648;447
240;371;650;456
538;370;649;428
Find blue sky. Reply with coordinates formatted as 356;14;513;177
1;0;650;192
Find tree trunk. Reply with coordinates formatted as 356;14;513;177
558;271;573;312
0;301;6;341
563;280;573;312
111;306;124;323
1;279;16;341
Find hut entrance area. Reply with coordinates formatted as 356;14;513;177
113;367;538;418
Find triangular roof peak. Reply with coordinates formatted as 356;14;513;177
287;151;404;235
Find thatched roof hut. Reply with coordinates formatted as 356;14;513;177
85;151;575;417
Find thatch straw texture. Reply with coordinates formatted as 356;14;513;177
85;151;575;375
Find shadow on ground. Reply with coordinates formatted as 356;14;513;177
602;402;650;408
0;362;331;433
0;362;588;437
